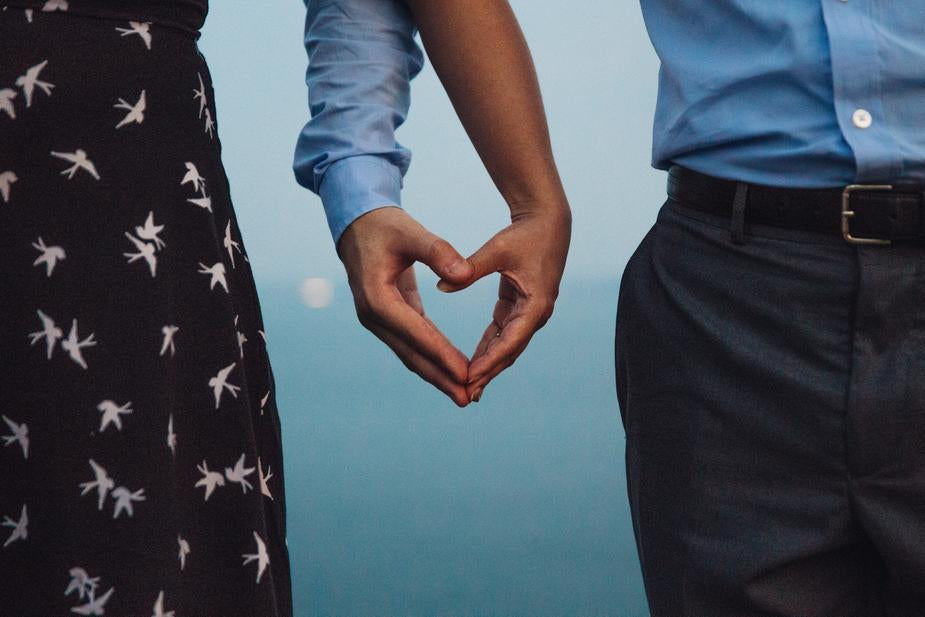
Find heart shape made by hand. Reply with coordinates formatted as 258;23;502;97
338;205;570;407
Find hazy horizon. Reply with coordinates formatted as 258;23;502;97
199;1;659;614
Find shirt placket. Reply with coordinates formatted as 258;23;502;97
820;0;902;181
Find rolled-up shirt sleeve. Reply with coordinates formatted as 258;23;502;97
294;0;424;245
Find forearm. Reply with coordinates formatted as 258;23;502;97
404;0;568;218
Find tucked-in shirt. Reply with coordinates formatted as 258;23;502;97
640;0;925;188
294;0;925;244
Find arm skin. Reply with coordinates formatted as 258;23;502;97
402;0;572;401
300;0;477;407
334;0;570;404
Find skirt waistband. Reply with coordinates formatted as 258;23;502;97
1;0;207;37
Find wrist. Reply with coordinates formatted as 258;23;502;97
508;192;571;227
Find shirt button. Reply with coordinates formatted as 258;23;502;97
852;108;872;129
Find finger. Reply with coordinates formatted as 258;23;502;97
371;288;470;384
469;290;515;363
436;234;503;293
467;338;530;401
470;320;501;365
466;320;502;402
467;307;541;386
396;267;424;315
411;232;473;285
370;323;470;407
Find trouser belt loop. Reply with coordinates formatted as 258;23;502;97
730;181;749;245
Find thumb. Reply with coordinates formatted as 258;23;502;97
414;233;473;285
436;237;501;293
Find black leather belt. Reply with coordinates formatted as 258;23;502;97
667;165;925;246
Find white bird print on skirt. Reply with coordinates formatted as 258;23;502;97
115;21;152;50
24;8;33;22
186;193;212;212
166;413;177;456
224;453;255;494
193;73;208;118
32;237;66;277
203;107;215;139
195;460;225;501
136;211;166;250
2;414;29;459
224;220;242;267
96;400;133;432
234;314;247;358
151;590;175;617
198;261;228;293
124;232;158;278
0;170;17;203
177;535;190;570
51;149;100;180
160;325;179;357
41;0;68;12
113;89;145;129
209;362;240;409
65;567;100;601
260;390;270;416
182;163;213;212
242;531;270;583
15;60;54;107
110;486;145;518
28;309;63;359
62;319;96;369
186;192;212;212
1;504;28;547
70;586;114;616
258;456;274;500
80;459;115;511
0;89;17;119
180;162;206;193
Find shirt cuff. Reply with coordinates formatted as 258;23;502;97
319;155;404;246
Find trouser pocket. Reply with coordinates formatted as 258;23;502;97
614;206;661;432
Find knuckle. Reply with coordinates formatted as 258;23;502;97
361;291;389;318
534;298;556;327
489;235;511;261
399;356;419;375
354;297;384;330
427;237;456;270
539;305;555;326
428;236;451;258
355;307;373;329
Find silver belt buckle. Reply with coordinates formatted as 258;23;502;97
841;184;894;245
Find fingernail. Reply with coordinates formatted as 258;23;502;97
471;387;484;403
436;280;451;292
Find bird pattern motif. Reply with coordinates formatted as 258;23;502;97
0;4;292;615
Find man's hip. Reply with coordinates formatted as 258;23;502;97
615;179;925;616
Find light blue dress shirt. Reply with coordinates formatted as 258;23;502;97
294;0;422;244
294;0;925;244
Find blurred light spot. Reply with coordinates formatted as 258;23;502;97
300;277;333;309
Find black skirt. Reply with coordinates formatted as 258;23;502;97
0;4;293;616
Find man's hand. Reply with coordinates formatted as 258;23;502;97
338;206;475;407
437;202;571;402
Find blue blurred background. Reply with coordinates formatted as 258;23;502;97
199;1;665;615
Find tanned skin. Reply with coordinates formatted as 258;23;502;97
337;0;571;406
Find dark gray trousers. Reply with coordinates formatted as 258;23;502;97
615;196;925;616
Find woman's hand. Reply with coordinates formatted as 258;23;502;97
438;201;571;401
